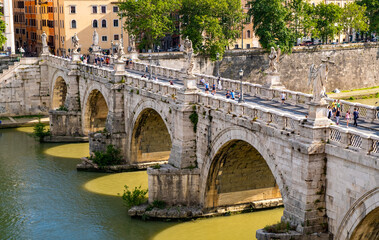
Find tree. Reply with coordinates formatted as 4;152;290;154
180;0;244;60
341;3;368;42
287;0;314;41
0;13;7;47
357;0;379;33
311;3;343;43
248;0;296;53
118;0;181;51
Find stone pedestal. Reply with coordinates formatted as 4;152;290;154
72;53;80;62
307;102;330;127
128;51;138;60
114;61;126;76
181;74;197;92
264;72;285;89
41;46;49;56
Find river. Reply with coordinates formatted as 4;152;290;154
0;127;282;240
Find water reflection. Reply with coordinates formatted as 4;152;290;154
44;143;89;159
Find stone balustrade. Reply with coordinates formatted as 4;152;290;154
329;125;379;156
325;98;378;122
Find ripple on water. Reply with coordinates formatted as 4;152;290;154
44;143;89;159
84;171;148;196
153;208;284;240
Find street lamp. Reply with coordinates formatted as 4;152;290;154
238;69;244;103
216;52;220;77
157;45;160;66
148;54;152;80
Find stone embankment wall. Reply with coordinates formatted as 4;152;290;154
138;43;379;93
0;58;50;117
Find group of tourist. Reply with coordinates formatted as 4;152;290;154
327;100;359;127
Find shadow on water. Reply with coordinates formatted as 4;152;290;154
0;127;282;240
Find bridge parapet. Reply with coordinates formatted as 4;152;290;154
329;125;379;157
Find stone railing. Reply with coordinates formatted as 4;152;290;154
78;62;114;80
196;92;305;134
329;125;379;156
47;55;71;69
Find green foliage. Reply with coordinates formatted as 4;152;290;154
152;163;161;169
118;0;181;50
90;144;123;167
0;13;7;47
180;0;244;60
32;121;51;142
121;185;148;210
341;2;369;40
248;0;296;53
357;0;379;33
189;110;198;133
57;105;68;111
264;221;295;233
311;3;343;43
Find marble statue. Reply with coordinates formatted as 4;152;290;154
116;38;125;61
129;35;136;52
72;33;80;53
41;31;47;48
93;30;99;46
183;36;194;76
308;57;334;104
268;46;279;73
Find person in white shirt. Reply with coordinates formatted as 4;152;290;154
281;92;286;105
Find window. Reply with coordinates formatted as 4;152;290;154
247;30;251;38
92;6;97;13
113;19;119;27
71;20;77;29
246;44;251;49
113;6;119;12
102;36;108;42
70;5;76;14
101;19;107;28
101;6;106;13
93;20;98;28
114;34;119;40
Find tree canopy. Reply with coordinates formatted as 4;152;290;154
180;0;244;60
311;3;343;43
357;0;379;33
0;13;7;48
341;2;369;41
117;0;181;51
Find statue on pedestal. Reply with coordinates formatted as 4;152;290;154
93;30;99;46
129;35;136;52
116;38;125;61
183;36;194;76
41;31;49;55
72;33;80;54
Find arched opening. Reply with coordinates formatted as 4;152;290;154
52;77;68;109
205;140;281;210
93;20;98;28
131;108;172;163
84;90;109;135
350;207;379;240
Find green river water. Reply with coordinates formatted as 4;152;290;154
0;127;283;240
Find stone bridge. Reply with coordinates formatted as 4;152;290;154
5;54;379;239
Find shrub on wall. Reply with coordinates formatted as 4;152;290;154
32;120;51;142
121;185;148;209
90;144;123;166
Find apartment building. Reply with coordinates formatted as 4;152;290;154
54;0;128;56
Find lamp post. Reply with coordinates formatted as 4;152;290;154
157;45;160;66
216;52;220;77
148;54;152;80
238;69;244;103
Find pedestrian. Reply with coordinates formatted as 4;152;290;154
199;78;205;86
226;90;231;99
169;80;173;85
332;100;337;118
353;108;359;127
327;106;332;119
231;90;235;100
217;77;222;90
337;100;341;111
205;81;210;94
336;108;341;125
211;84;216;95
155;77;158;81
345;110;351;128
281;91;286;105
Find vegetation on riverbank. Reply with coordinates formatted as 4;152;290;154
121;185;148;209
264;221;296;233
90;144;123;167
32;120;51;142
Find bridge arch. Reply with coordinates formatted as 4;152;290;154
335;187;379;240
83;88;110;135
129;100;172;164
50;71;69;110
200;127;286;211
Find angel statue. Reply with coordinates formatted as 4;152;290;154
308;57;335;104
41;31;47;47
116;38;125;61
268;46;280;73
72;33;80;53
129;35;136;52
183;36;194;76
